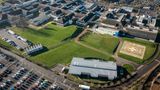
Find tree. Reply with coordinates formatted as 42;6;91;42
10;16;29;28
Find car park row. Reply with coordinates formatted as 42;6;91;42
0;52;67;90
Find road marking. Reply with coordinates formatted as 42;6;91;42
155;59;160;63
137;65;144;70
150;73;160;89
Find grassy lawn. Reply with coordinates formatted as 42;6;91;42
0;0;4;3
81;32;119;54
8;24;114;68
11;24;77;48
0;39;13;50
123;64;135;74
0;39;22;55
118;38;157;64
30;41;114;68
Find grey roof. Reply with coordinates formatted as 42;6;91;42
31;15;51;26
69;57;117;80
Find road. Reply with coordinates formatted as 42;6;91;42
114;38;140;67
97;59;160;90
0;29;28;49
101;44;160;90
150;73;160;89
74;27;160;90
0;47;79;90
0;26;159;90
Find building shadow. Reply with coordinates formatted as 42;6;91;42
0;22;11;29
62;27;84;41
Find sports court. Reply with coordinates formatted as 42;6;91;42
120;41;146;59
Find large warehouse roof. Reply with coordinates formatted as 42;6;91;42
69;57;117;80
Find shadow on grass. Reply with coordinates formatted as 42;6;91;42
25;27;51;37
62;27;84;41
43;26;58;31
117;66;130;78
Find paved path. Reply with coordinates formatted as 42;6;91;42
75;28;110;55
75;40;111;57
150;73;160;89
75;28;139;67
98;60;160;90
114;38;140;67
0;29;28;49
75;28;160;90
1;26;158;90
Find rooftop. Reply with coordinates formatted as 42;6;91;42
69;57;117;80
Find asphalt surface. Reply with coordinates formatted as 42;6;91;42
0;47;79;90
0;29;28;49
96;60;160;90
0;35;159;90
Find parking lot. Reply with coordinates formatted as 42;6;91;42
0;29;29;49
0;50;78;90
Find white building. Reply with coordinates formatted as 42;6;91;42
69;57;117;80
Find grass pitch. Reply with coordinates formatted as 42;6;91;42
81;32;119;54
11;24;77;48
10;24;114;68
30;41;114;68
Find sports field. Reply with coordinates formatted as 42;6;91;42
10;24;114;68
11;24;77;48
81;32;119;54
118;38;157;64
30;41;114;68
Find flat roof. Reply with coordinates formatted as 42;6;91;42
69;57;117;80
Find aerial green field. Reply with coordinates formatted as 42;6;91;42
10;24;114;68
0;0;4;3
0;39;22;55
11;24;77;48
81;32;119;54
0;39;13;50
123;64;135;74
118;38;157;64
30;41;114;68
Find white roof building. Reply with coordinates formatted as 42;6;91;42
69;57;117;80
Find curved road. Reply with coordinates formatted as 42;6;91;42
75;28;160;90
